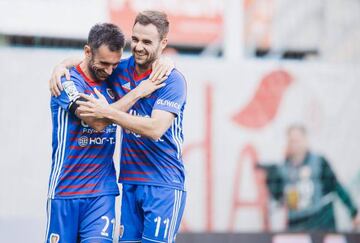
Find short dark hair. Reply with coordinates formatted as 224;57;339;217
287;124;307;135
134;11;169;39
88;23;125;52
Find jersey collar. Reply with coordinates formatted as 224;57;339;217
76;65;98;86
129;56;152;82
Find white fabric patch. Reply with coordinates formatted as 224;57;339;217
63;80;80;101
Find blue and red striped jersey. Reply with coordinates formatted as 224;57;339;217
109;56;187;190
48;65;119;199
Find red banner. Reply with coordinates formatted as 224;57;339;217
108;0;223;46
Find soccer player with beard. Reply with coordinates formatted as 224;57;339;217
77;11;187;243
46;23;169;243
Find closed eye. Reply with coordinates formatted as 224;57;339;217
131;36;139;42
143;40;152;45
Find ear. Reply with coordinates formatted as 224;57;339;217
160;38;168;51
84;45;92;59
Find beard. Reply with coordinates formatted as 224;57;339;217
132;45;161;70
88;58;109;82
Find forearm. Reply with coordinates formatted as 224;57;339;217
104;107;159;139
320;158;358;217
336;183;358;218
110;88;143;112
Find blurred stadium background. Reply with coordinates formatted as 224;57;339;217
0;0;360;242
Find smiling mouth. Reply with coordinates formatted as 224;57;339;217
135;52;146;57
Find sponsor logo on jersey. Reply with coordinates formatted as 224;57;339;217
89;137;116;145
156;99;180;109
50;233;60;243
78;136;89;147
106;88;115;99
63;80;79;101
77;135;116;147
81;120;89;127
82;124;117;134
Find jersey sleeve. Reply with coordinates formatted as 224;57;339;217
53;77;85;113
153;71;186;116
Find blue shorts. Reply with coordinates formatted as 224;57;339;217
119;184;186;243
45;195;116;243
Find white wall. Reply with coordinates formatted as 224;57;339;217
0;47;359;242
0;0;108;38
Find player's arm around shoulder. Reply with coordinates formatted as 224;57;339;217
49;56;82;96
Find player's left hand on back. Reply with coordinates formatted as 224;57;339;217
150;56;174;82
76;88;109;119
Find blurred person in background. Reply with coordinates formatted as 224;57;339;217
263;124;360;231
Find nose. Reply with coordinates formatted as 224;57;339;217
105;66;113;75
134;42;144;52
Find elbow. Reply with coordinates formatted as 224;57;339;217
145;120;171;140
148;129;164;141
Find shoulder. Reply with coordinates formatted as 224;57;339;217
57;67;86;101
309;152;328;163
166;69;187;87
309;152;331;169
61;67;84;85
155;69;187;100
168;69;185;81
119;56;133;68
112;56;133;75
319;155;331;167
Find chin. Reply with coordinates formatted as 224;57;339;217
95;75;107;82
135;60;148;67
135;56;146;62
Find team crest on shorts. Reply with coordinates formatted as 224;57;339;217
119;225;125;238
50;233;60;243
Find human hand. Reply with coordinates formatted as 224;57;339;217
76;88;110;119
149;56;174;82
353;212;360;230
49;64;70;96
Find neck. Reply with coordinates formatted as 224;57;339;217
80;61;96;82
135;63;152;75
290;152;306;166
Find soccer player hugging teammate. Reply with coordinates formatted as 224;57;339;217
46;23;172;243
77;11;187;243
